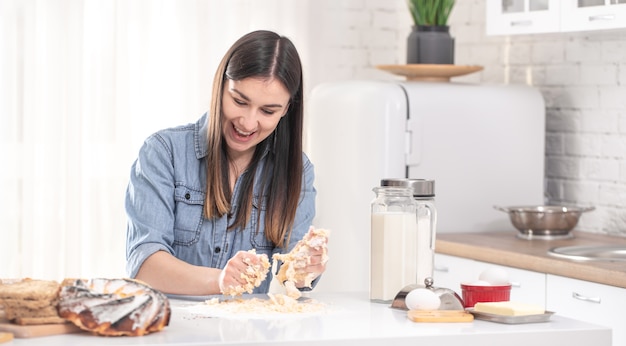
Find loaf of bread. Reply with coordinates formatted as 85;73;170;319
473;301;545;316
0;278;66;325
57;278;170;336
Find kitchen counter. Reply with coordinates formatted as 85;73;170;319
6;292;610;346
436;231;626;288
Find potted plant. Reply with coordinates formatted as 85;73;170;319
406;0;455;65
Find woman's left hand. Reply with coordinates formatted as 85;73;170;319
294;227;329;288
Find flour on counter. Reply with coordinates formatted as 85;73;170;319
183;293;331;319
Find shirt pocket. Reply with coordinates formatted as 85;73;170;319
173;185;205;246
249;194;274;250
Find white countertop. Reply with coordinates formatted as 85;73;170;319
9;292;611;346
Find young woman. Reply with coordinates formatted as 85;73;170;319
125;30;327;295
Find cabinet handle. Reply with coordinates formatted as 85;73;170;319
589;14;615;22
434;265;449;273
572;292;601;304
510;20;533;27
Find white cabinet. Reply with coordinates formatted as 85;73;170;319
561;0;626;32
487;0;626;35
435;253;625;345
433;253;477;292
498;263;546;306
547;274;626;346
434;254;546;307
486;0;561;35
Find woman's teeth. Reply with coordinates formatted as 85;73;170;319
234;126;253;137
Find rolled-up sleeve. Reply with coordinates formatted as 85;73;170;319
125;133;177;278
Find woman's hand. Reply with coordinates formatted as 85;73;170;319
294;229;329;287
219;250;270;295
272;226;330;294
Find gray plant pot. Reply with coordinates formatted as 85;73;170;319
407;25;455;65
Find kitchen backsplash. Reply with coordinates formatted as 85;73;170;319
308;0;626;237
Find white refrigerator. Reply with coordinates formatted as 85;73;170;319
305;80;545;293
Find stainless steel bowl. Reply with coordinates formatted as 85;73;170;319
494;205;595;240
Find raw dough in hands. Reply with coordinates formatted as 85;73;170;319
220;249;271;297
219;227;329;299
272;226;330;299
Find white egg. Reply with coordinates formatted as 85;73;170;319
405;288;441;311
479;267;510;285
469;280;491;286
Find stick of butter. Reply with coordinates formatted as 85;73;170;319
473;301;545;316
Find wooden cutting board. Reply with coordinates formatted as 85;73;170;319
0;322;82;338
408;310;474;323
0;308;82;338
0;332;13;343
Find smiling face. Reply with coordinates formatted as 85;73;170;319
221;77;290;162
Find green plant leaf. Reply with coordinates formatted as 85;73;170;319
407;0;455;26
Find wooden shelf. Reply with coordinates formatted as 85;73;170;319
376;64;483;82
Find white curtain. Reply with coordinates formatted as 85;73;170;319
0;0;313;280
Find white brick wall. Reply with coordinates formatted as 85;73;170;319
311;0;626;236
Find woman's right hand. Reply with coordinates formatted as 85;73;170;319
218;251;245;293
218;250;268;295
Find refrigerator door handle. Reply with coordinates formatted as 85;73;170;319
406;117;422;166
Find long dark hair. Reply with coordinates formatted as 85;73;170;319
204;30;304;248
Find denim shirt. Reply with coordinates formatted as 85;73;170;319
125;113;317;294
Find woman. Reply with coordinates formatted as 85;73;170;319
125;30;327;295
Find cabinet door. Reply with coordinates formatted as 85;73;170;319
433;254;477;293
547;274;626;346
561;0;626;32
434;254;546;307
491;263;546;307
486;0;561;35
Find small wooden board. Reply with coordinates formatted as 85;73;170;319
408;310;474;323
0;322;82;338
0;306;82;338
0;332;13;343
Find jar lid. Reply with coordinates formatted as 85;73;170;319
380;178;435;197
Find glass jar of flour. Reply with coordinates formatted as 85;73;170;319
381;179;437;286
370;185;418;302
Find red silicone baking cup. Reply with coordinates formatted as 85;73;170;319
461;283;512;308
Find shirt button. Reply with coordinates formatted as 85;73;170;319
215;246;221;253
185;193;191;200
